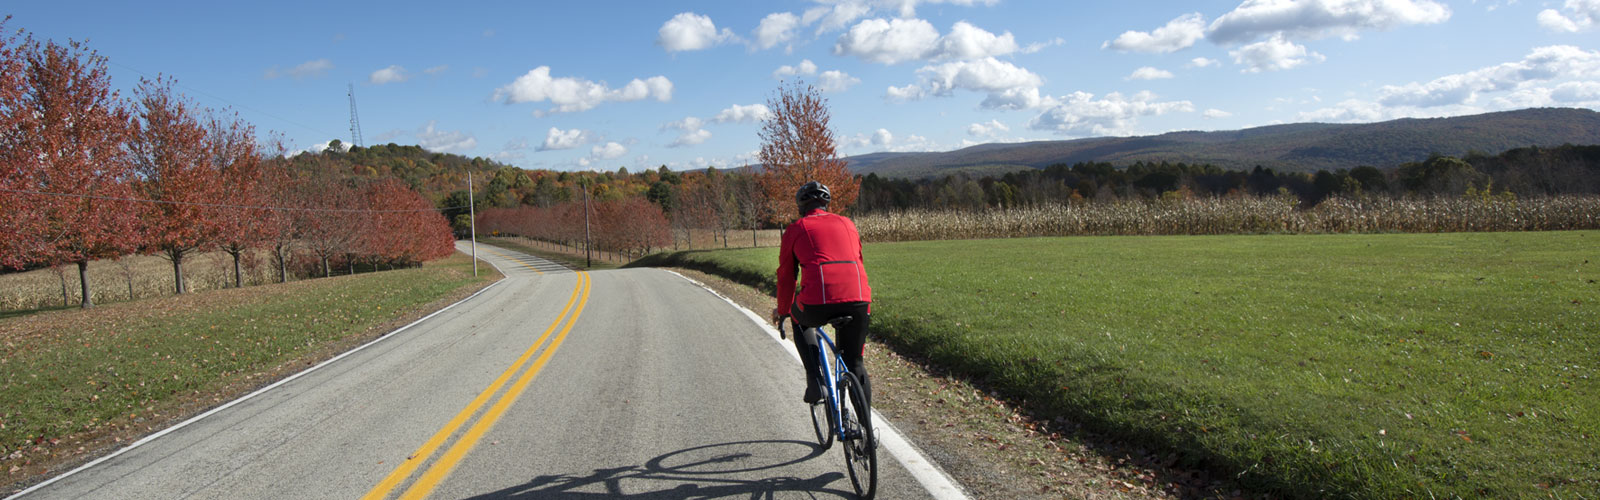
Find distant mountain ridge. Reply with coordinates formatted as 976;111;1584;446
845;108;1600;179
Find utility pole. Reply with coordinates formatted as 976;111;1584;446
468;170;478;277
581;175;592;268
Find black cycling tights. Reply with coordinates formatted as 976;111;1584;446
790;301;872;401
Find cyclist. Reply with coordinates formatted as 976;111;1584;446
770;181;873;405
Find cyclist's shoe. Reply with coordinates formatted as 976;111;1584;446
803;384;822;404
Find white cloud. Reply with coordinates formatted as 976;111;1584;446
669;129;713;148
1203;108;1234;119
592;142;628;160
1103;13;1207;53
886;84;927;101
1208;0;1451;44
818;70;862;92
842;128;940;152
1378;45;1600;107
369;65;409;85
658;12;737;52
307;139;352;154
1187;57;1222;68
265;58;333;79
494;67;673;113
1550;80;1600;102
1538;0;1600;32
835;18;1019;64
935;21;1020;60
1127;67;1175;80
1028;91;1195;137
812;3;872;34
773;59;819;79
967;119;1010;137
834;17;941;64
712;103;771;123
417;121;477;153
1021;37;1066;54
425;65;449;75
537;127;593;151
1230;34;1326;72
872;128;893;146
753;12;801;50
892;57;1049;109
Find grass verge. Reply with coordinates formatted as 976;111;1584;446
0;252;498;490
630;231;1599;498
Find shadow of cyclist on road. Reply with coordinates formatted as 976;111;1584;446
461;439;854;499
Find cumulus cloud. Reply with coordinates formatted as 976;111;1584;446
1377;45;1600;107
265;58;333;79
369;65;409;85
753;12;801;50
1207;0;1451;45
538;127;593;151
1021;37;1066;54
1028;91;1194;137
663;117;712;148
834;17;941;64
1187;57;1222;68
1127;67;1176;80
842;128;939;152
1103;13;1207;53
935;21;1020;60
818;70;862;92
1230;34;1326;72
888;57;1049;109
494;67;673;113
417;121;477;153
835;18;1018;64
1538;0;1600;32
1203;108;1234;119
658;12;737;52
712;103;771;123
591;142;627;161
967;119;1010;137
773;59;819;79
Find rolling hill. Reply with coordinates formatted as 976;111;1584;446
846;108;1600;179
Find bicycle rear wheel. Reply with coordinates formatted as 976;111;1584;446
809;401;834;450
841;373;877;499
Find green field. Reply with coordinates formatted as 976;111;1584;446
0;253;493;475
631;231;1599;498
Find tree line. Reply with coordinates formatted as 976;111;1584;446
855;144;1600;213
0;21;457;308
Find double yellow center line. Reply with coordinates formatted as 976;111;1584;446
364;262;590;500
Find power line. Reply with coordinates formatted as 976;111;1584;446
0;188;466;214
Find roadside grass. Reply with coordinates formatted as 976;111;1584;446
630;231;1600;498
0;252;495;484
480;237;620;271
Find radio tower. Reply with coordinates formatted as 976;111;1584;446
347;83;364;148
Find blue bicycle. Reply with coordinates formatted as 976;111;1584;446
782;316;877;499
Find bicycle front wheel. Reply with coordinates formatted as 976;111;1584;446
841;373;877;499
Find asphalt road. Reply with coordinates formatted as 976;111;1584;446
11;243;945;499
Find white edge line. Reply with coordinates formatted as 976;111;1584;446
5;248;507;500
662;270;973;500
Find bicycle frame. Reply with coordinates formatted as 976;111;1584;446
807;324;852;439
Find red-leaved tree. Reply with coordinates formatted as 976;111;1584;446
5;37;139;307
130;77;222;294
757;80;858;223
209;111;267;287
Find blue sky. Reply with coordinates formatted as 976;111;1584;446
8;0;1599;172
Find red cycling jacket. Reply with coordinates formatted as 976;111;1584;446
777;208;872;316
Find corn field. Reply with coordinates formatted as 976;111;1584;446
853;195;1600;242
2;249;283;311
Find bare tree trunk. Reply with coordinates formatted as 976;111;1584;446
78;260;94;308
275;246;289;283
56;266;69;307
170;249;187;294
322;256;330;278
230;250;243;288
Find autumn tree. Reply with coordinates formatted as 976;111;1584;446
129;77;221;294
208;111;266;287
756;80;858;223
3;36;139;307
0;18;35;270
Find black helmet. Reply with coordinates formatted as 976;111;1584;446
795;181;831;207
